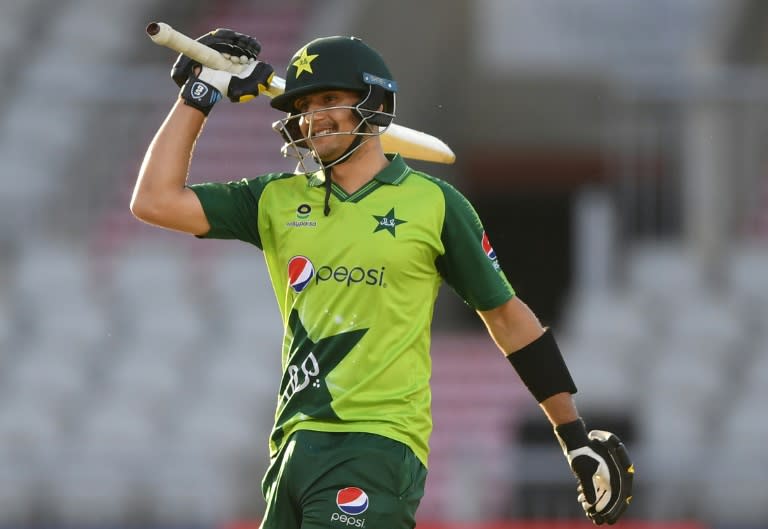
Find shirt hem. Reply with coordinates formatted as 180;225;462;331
285;422;430;469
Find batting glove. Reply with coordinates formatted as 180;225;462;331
171;28;263;88
179;61;274;115
179;73;222;116
197;60;275;103
555;418;634;525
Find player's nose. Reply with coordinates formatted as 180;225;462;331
303;110;332;132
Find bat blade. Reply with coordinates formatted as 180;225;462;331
380;124;455;165
146;22;455;164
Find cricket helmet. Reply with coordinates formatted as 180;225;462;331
270;35;397;125
271;36;398;177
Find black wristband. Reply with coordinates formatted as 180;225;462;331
507;329;577;402
555;417;589;451
180;77;222;116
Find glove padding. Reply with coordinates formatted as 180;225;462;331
179;61;274;115
555;419;634;525
171;28;263;88
174;27;275;115
197;61;275;103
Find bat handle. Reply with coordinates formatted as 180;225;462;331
146;21;244;73
146;22;161;37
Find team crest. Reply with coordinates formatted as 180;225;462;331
293;47;319;78
372;207;407;237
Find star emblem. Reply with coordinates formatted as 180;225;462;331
292;47;319;78
373;208;407;237
270;309;368;449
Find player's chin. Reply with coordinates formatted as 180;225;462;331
312;135;357;162
313;144;345;163
307;136;332;153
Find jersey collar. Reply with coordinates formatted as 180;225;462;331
375;154;410;185
307;154;410;187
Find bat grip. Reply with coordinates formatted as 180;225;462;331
146;22;244;73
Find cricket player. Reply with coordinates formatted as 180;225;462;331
131;29;633;528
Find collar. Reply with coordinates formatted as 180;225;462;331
307;153;410;187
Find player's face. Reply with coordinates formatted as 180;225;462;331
294;90;362;162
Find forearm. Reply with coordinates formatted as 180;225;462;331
539;392;579;426
480;298;579;421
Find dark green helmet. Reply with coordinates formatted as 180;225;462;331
270;35;397;125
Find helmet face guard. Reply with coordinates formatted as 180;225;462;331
272;83;396;172
270;36;397;172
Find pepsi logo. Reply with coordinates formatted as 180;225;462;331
336;487;369;515
288;255;314;292
482;231;497;260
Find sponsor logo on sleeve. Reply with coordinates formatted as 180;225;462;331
482;231;501;271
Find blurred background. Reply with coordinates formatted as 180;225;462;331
1;0;767;527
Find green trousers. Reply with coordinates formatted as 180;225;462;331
259;430;427;529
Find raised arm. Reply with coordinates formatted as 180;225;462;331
130;100;210;235
130;28;274;235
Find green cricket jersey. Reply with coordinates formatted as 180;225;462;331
189;154;514;467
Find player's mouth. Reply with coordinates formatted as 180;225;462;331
312;127;336;138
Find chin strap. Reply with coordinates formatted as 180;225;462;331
323;169;333;216
320;133;366;216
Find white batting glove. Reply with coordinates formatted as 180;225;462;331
198;60;275;103
555;419;635;525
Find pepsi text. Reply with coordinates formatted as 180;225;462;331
330;513;366;527
315;265;386;287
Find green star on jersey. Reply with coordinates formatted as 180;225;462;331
270;309;368;448
373;207;407;237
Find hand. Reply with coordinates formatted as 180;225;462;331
170;28;263;88
179;61;274;115
555;419;634;525
197;60;275;103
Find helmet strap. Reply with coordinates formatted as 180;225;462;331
323;168;333;216
319;133;366;216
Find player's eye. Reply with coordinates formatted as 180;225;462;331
294;98;308;113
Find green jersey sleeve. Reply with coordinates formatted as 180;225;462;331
433;179;515;310
188;173;288;248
